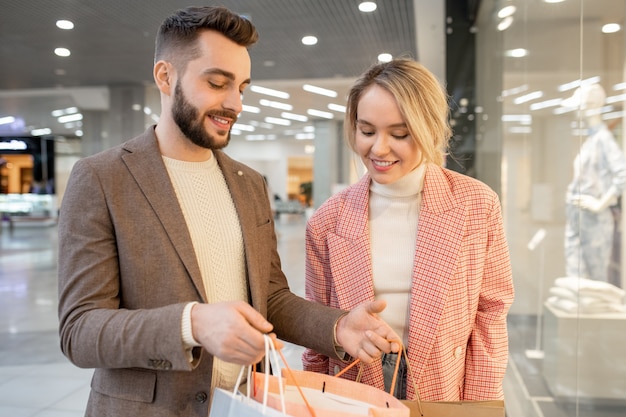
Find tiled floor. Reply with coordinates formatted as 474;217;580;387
1;214;625;417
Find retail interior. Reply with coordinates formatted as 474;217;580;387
1;1;626;416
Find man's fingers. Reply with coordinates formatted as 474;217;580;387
236;302;274;334
267;333;284;351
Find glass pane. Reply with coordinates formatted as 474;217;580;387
475;1;626;416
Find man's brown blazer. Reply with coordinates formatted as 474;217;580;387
58;127;342;417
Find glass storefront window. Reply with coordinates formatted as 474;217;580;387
475;1;626;416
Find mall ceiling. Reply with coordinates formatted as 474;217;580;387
3;0;622;142
0;0;427;139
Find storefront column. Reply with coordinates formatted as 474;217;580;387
312;119;347;209
80;84;147;157
107;84;147;147
80;110;109;157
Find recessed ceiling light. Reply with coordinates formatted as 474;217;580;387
31;128;52;136
54;47;71;57
359;2;377;13
602;23;621;34
0;116;16;125
505;48;528;58
328;103;346;113
265;117;291;126
242;104;261;114
232;123;255;132
51;107;78;117
497;16;513;31
307;109;334;119
301;35;318;46
57;113;83;123
281;112;308;122
295;133;315;140
259;99;293;111
56;19;74;30
497;6;516;19
378;53;392;63
302;84;337;97
250;85;289;99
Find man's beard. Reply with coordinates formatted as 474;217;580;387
172;83;237;150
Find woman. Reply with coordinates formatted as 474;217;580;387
303;58;514;401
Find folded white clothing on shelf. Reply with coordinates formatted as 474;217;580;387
553;276;625;303
546;277;626;314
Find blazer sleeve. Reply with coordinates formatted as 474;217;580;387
463;190;514;400
231;164;345;359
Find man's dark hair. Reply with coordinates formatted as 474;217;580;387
154;6;258;70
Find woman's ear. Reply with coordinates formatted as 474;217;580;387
154;60;173;95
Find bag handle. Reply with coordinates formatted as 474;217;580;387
334;341;424;416
231;334;288;415
273;339;317;417
243;335;317;417
264;334;287;414
392;342;424;416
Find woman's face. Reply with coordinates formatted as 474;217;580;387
354;84;421;184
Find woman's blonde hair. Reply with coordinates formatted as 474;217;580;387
344;58;451;166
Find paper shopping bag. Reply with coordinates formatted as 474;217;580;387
401;399;505;417
253;368;409;417
209;335;293;416
209;386;291;417
394;342;505;417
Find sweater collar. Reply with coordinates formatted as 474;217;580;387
369;164;425;198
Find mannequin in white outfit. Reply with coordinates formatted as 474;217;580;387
564;84;626;283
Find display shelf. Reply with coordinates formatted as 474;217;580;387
542;302;626;404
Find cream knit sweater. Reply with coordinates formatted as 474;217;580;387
164;154;247;389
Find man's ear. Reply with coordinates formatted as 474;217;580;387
154;60;174;95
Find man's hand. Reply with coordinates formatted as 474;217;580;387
335;299;401;364
190;301;281;365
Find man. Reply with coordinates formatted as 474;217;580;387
57;5;398;417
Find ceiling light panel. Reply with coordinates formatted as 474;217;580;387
303;84;338;97
249;85;290;99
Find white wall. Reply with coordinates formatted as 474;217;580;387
225;139;313;201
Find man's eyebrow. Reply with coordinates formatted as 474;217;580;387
202;68;251;85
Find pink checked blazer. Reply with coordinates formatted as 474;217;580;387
303;164;514;401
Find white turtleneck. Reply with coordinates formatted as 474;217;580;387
369;165;425;345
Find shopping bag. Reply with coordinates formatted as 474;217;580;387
209;386;290;417
400;399;504;417
251;336;409;416
395;343;505;417
209;336;292;416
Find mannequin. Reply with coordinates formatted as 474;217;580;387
564;84;626;282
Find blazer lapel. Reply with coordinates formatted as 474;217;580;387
328;175;376;309
120;129;206;302
407;166;465;383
